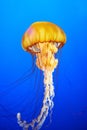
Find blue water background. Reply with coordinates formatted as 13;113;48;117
0;0;87;130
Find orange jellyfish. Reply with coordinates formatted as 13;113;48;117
17;21;66;130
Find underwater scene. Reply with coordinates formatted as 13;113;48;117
0;0;87;130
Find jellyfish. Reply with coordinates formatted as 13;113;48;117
17;21;66;130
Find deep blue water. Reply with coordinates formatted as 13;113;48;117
0;0;87;130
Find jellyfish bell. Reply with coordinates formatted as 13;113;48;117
22;22;66;71
22;22;66;52
17;21;66;130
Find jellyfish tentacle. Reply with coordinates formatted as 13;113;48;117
17;70;55;130
17;42;58;130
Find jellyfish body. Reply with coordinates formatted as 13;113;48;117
17;22;66;130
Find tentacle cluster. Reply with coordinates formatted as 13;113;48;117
17;70;55;130
17;42;58;130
